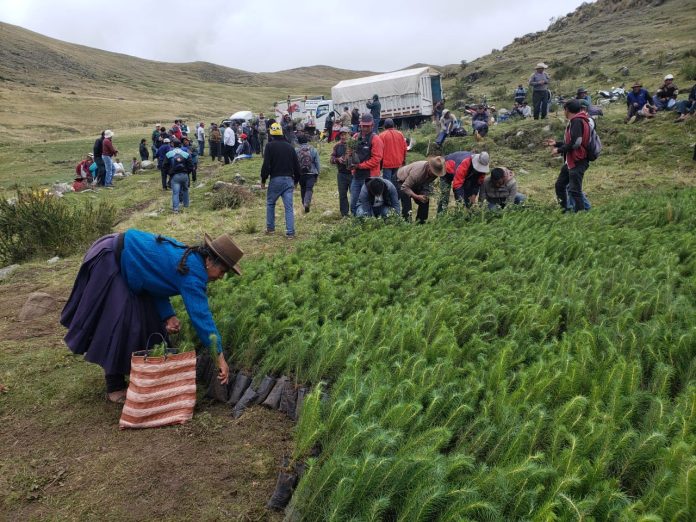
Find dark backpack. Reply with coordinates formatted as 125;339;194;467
585;122;602;161
298;145;313;173
355;133;374;163
169;150;188;173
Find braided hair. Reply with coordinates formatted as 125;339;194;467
155;235;220;275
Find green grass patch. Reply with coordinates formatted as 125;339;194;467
0;188;116;264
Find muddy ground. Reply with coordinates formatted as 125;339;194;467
0;261;293;521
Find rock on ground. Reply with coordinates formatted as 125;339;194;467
18;292;57;321
0;264;20;280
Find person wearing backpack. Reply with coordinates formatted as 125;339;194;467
350;113;384;216
546;99;595;213
295;134;320;213
162;139;193;213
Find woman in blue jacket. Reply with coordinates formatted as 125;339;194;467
61;229;243;403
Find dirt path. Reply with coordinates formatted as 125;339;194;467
0;263;293;521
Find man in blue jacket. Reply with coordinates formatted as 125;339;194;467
626;82;653;123
356;177;400;218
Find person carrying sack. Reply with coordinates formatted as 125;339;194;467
60;229;244;403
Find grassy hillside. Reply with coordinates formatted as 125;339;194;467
442;0;696;108
0;22;372;142
2;0;696;519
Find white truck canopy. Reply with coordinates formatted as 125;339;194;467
331;67;438;104
228;110;254;122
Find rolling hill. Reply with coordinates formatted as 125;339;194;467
0;21;373;142
441;0;696;107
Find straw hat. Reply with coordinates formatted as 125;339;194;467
203;233;244;275
104;130;114;138
536;62;548;69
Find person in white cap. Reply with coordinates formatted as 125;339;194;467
653;74;679;110
452;151;490;207
529;62;551;120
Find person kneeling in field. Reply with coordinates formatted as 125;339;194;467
60;230;243;403
395;156;445;223
479;167;526;210
356;177;400;218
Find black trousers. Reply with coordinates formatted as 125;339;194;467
94;156;106;186
533;90;549;120
209;141;221;160
223;144;236;164
396;181;429;223
555;161;589;212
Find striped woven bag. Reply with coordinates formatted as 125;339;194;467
119;343;197;430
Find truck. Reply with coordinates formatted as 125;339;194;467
331;66;443;128
274;96;335;134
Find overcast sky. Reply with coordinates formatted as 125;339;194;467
0;0;591;73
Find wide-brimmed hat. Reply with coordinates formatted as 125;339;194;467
203;233;244;276
576;86;588;94
472;152;490;173
87;153;94;158
664;74;674;80
427;156;445;177
104;130;114;138
535;62;547;69
163;138;171;143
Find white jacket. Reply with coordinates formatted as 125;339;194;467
223;127;236;146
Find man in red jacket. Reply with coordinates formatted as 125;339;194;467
546;99;591;212
451;151;490;207
350;113;384;215
379;118;407;183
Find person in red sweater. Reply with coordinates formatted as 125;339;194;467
101;130;118;188
350;113;384;215
379;118;407;183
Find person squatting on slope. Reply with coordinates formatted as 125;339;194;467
479;167;526;210
356;177;401;218
61;230;243;403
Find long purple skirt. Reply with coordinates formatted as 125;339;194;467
60;234;166;375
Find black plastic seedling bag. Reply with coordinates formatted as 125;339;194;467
232;386;258;419
205;363;231;402
253;375;277;405
262;376;289;409
227;372;252;406
266;470;298;511
279;381;298;420
294;386;308;420
196;353;214;385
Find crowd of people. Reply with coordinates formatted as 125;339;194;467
72;62;694;225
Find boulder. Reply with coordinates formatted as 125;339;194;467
18;292;57;321
140;160;155;170
47;256;60;264
0;264;20;281
213;181;236;191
